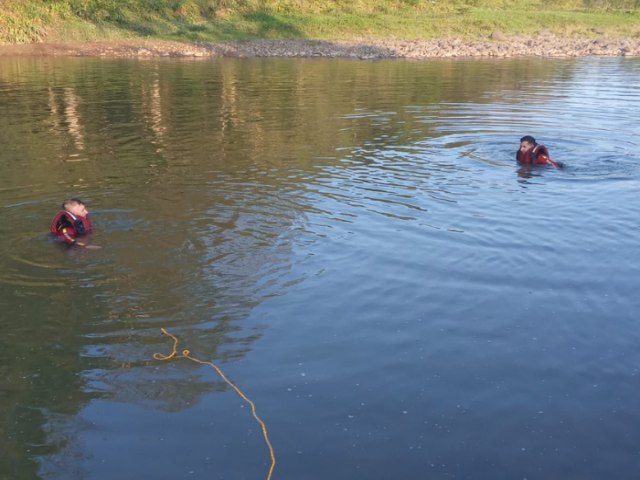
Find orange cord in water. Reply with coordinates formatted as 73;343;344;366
153;328;276;480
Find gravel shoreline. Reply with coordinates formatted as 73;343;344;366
1;36;639;59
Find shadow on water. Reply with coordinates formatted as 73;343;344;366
1;174;303;477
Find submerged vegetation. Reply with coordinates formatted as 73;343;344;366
1;0;639;44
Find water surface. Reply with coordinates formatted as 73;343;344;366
1;56;639;480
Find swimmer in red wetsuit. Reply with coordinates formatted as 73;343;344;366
517;135;561;169
50;198;99;248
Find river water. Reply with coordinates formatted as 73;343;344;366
1;56;639;480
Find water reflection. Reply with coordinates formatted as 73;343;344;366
0;56;639;479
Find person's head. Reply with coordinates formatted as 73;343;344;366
519;135;537;153
63;198;89;217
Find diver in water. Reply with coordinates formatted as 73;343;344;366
50;198;100;248
517;135;561;169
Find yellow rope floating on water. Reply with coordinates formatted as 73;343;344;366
153;328;276;480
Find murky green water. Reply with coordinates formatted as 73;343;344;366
1;56;639;480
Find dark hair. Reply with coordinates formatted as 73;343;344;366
62;198;85;209
520;135;537;145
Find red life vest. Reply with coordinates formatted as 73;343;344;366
516;144;560;168
50;211;93;244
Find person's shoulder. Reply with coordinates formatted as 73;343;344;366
536;144;549;153
52;210;66;222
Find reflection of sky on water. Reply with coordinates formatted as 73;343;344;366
1;56;640;480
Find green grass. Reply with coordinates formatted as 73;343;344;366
1;0;639;44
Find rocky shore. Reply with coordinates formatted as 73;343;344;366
1;35;639;59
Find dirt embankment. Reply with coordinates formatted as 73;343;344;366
1;35;639;59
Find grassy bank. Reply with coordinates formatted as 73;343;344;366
1;0;639;45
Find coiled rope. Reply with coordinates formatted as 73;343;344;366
153;328;276;480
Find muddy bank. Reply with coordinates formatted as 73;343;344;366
1;36;639;59
218;36;640;59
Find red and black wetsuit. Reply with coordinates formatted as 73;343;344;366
516;144;560;168
50;211;93;245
